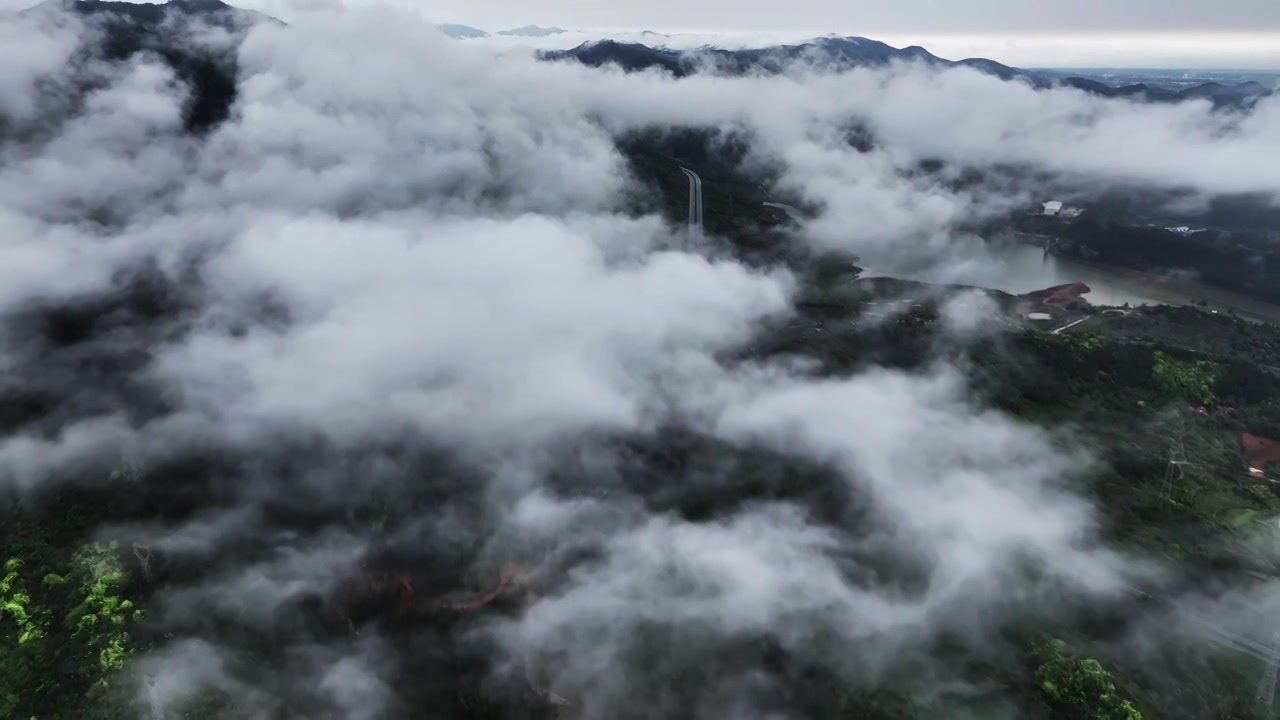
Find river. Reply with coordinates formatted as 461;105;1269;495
861;240;1280;324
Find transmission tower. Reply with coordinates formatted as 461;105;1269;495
1256;632;1280;712
109;446;145;483
133;543;153;584
1161;440;1191;499
144;675;164;720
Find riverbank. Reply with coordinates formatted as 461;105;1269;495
1042;248;1280;325
858;238;1280;325
1006;233;1280;323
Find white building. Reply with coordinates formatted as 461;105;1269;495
1042;200;1064;216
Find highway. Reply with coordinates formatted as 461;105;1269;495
762;201;800;220
680;166;703;242
1118;583;1280;666
1051;315;1093;335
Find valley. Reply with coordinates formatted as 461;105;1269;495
2;2;1280;718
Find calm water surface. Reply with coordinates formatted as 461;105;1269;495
863;241;1279;323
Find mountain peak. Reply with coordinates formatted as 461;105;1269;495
70;0;231;10
900;45;942;61
25;0;240;18
19;0;279;33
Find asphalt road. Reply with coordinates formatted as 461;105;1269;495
680;166;703;242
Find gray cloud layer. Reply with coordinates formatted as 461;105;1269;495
190;0;1280;35
0;4;1270;716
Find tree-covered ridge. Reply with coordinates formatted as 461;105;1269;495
1052;220;1280;307
4;274;1280;717
1;558;49;646
4;4;1280;711
1153;351;1219;405
0;541;142;718
1034;639;1143;720
67;543;141;687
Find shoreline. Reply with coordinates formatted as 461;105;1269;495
1052;252;1280;324
1008;235;1280;324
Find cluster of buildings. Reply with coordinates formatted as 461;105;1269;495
1035;201;1205;235
1041;200;1085;219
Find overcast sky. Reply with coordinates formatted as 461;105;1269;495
0;2;1275;711
4;0;1280;67
415;0;1280;35
221;0;1280;68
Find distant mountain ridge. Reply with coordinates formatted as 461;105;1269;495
1055;76;1272;108
541;37;1274;110
436;23;488;39
434;22;566;39
497;24;565;37
13;1;1272;112
540;37;1023;78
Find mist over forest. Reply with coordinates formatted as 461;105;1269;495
4;2;1280;719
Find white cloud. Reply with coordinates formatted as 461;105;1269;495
494;366;1133;712
0;5;1249;715
0;9;85;122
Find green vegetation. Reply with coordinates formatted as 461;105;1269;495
66;543;140;688
0;537;141;718
746;281;1280;718
1036;213;1280;307
979;318;1280;556
1153;350;1218;404
7;269;1280;718
2;558;49;645
1;557;50;717
1062;331;1106;352
1033;639;1142;720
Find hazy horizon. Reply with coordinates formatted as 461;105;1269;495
3;0;1280;717
463;29;1280;71
5;0;1280;68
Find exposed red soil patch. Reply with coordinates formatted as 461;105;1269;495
435;564;523;611
1242;433;1280;472
339;563;527;625
1021;282;1092;306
